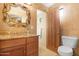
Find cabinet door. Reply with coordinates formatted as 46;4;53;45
10;46;25;56
25;36;38;56
0;45;25;56
47;7;61;52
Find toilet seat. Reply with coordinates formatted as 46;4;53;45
58;46;73;56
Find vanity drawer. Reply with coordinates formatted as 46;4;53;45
0;45;25;56
0;38;26;48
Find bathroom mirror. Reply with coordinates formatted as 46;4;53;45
2;3;31;27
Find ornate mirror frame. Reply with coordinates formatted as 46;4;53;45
2;3;31;27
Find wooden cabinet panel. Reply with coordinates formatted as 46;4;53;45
0;45;25;56
25;36;38;56
0;52;10;56
0;36;38;56
0;38;25;49
10;45;25;56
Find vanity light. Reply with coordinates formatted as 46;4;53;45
42;3;54;8
27;3;32;5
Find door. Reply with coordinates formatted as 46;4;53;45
37;10;47;48
46;7;61;52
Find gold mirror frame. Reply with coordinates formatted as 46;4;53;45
2;3;31;27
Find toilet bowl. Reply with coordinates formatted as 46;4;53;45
58;46;73;56
57;36;78;56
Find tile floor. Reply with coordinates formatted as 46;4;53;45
39;47;58;56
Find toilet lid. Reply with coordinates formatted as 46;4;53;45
58;46;73;53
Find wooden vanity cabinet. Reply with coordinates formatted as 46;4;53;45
9;45;25;56
0;38;26;56
0;45;25;56
25;36;38;56
0;36;38;56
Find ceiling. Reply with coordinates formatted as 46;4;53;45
31;3;61;12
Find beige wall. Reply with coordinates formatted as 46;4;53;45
59;4;79;55
59;4;79;37
0;3;4;22
30;7;37;34
32;3;47;12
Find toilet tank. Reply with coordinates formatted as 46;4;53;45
62;36;78;48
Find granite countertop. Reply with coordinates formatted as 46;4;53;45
0;33;38;40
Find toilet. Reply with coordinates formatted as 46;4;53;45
58;36;78;56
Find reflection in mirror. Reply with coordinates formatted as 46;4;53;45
3;3;31;27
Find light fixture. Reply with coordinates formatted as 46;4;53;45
42;3;54;8
24;3;32;5
27;3;32;5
